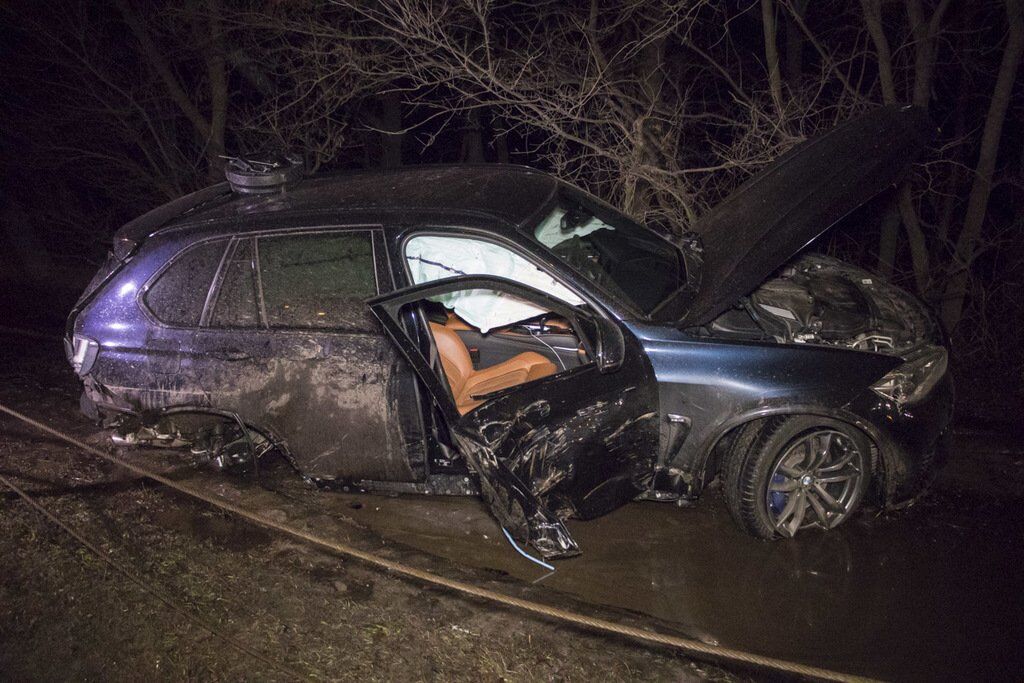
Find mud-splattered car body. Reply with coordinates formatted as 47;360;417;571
67;106;953;556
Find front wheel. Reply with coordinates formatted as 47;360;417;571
723;416;872;539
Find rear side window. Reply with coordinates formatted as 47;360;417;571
258;232;377;331
145;240;226;327
210;239;259;328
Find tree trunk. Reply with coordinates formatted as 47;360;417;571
115;0;211;145
861;0;897;103
941;0;1024;330
783;0;808;85
862;0;902;276
378;90;403;168
493;131;510;165
623;28;668;220
876;195;901;277
460;109;485;163
906;0;953;107
937;79;968;245
761;0;784;114
204;0;228;182
898;185;930;292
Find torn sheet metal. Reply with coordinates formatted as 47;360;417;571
368;275;662;559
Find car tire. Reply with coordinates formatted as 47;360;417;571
723;415;872;539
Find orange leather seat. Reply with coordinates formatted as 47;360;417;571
429;322;557;414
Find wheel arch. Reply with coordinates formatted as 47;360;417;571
693;404;887;495
148;404;295;466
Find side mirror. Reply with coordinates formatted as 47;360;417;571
593;316;625;373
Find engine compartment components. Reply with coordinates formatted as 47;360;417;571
705;254;938;354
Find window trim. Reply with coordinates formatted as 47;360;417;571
139;236;231;330
397;229;607;387
253;237;268;328
142;225;386;334
397;226;612;371
367;274;605;421
201;237;263;330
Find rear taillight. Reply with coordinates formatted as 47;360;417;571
69;335;100;376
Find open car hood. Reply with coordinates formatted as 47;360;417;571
664;105;934;329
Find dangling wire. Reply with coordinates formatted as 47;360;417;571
501;527;555;571
525;325;567;371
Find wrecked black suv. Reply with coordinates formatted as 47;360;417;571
67;106;953;558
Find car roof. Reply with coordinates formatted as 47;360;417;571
117;164;561;247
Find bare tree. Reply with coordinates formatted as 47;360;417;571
6;1;239;201
6;0;1022;356
761;0;786;115
361;0;707;225
292;0;836;231
227;2;396;173
941;0;1024;330
113;0;229;183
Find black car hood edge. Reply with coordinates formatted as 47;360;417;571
662;105;934;329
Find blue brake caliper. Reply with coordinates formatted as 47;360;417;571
769;474;788;516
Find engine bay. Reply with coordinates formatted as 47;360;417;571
702;254;937;354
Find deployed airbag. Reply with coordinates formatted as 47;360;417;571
405;235;583;332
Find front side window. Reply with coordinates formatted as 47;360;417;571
397;287;592;415
145;239;227;327
405;234;583;333
530;201;683;316
258;232;377;331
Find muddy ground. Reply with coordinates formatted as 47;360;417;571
2;334;1023;681
0;337;730;682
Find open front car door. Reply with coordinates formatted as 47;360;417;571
367;275;661;559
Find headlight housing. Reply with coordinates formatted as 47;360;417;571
871;345;948;406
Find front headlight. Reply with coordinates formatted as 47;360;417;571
871;345;948;406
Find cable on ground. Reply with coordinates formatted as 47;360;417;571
0;471;306;679
0;402;878;682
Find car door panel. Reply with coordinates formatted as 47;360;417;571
186;231;420;483
368;275;661;559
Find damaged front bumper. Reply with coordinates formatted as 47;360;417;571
849;368;955;505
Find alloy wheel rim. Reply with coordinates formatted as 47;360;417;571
765;429;865;538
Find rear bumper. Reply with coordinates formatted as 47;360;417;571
849;369;955;505
79;375;137;421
